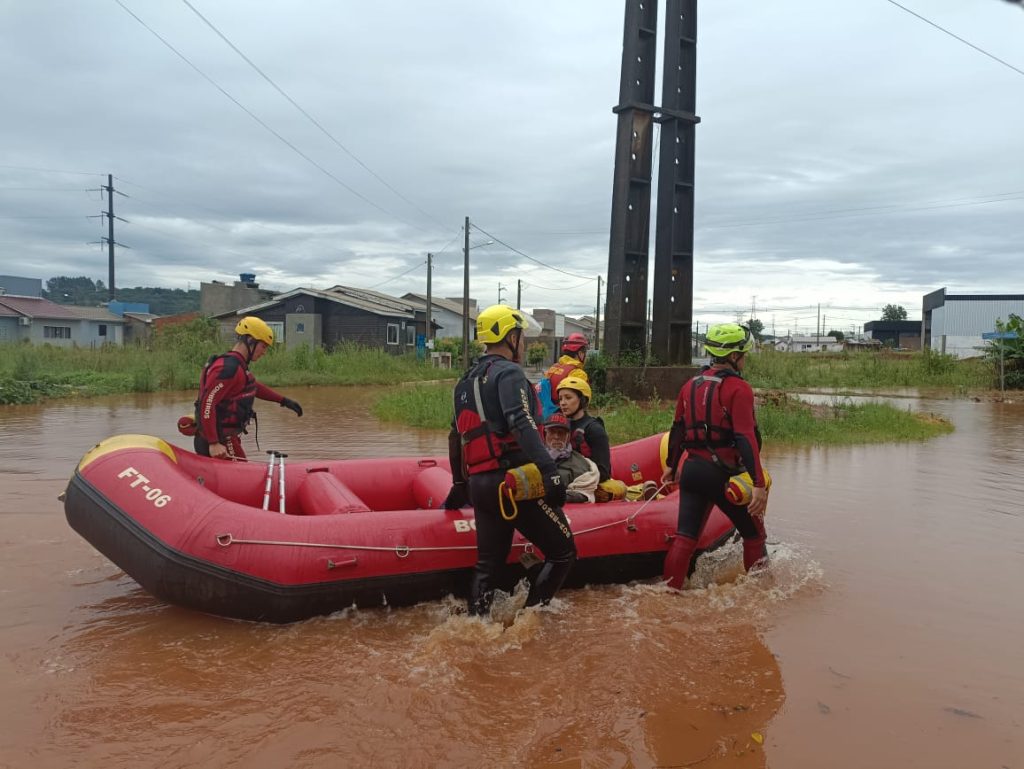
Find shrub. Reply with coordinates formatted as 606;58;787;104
527;342;549;367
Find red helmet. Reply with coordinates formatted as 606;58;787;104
561;332;588;354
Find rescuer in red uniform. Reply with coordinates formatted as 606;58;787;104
444;304;576;615
193;317;303;460
661;323;768;588
536;332;589;420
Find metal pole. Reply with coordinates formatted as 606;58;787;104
595;275;601;352
426;253;433;341
262;451;276;511
516;279;522;310
277;452;287;514
462;217;470;368
107;174;115;301
1000;343;1005;398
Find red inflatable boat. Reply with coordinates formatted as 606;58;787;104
63;433;735;622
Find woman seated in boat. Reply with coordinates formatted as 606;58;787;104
545;413;599;503
556;376;621;502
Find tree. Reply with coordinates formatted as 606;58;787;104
827;329;845;341
44;276;105;305
747;318;765;340
881;304;908;321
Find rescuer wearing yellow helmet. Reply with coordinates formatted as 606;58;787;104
187;316;303;461
536;332;589;421
661;322;768;588
444;304;576;615
556;375;618;503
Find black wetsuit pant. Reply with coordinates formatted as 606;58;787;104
193;433;245;460
664;456;767;587
467;470;577;615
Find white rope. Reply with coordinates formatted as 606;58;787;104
215;484;673;556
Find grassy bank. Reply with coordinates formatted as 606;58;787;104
743;350;992;391
373;384;953;445
0;338;457;405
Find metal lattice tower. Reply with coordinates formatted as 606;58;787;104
606;0;699;364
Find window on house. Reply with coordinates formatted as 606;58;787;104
98;324;107;337
296;322;305;333
387;323;399;345
44;326;71;339
406;325;415;346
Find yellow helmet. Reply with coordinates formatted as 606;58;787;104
235;316;274;346
476;304;526;344
704;323;752;358
556;375;592;400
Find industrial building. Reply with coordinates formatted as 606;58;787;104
922;288;1024;358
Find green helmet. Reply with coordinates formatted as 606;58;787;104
704;323;753;358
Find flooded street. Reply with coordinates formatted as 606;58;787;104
1;387;1021;768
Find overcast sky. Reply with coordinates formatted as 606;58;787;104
1;0;1021;335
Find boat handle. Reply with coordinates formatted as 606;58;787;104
417;459;438;468
327;558;358;570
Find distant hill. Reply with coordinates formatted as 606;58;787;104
43;276;200;316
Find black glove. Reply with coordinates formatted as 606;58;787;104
280;397;303;417
442;482;469;510
543;473;566;508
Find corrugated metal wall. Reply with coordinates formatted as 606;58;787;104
943;299;1024;336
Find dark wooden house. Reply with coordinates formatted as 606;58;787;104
215;286;430;353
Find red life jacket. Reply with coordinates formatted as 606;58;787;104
454;356;538;475
194;352;257;440
677;368;741;451
544;358;584;405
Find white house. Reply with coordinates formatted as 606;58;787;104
773;334;843;353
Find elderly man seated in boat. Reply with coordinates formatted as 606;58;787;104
545;413;600;503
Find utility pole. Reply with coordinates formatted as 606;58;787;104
595;275;602;351
462;217;471;368
90;174;129;302
516;279;522;310
426;253;433;341
106;174;115;301
498;282;507;305
816;303;821;348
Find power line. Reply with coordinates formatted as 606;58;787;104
522;277;596;292
703;190;1024;229
113;0;433;234
470;223;597;281
883;0;1024;79
178;0;446;232
0;164;104;177
369;259;426;289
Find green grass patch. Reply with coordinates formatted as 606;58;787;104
0;331;458;405
372;385;954;446
744;349;993;391
373;383;454;429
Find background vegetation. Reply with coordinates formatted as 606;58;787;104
43;276;200;316
0;318;457;405
372;383;953;446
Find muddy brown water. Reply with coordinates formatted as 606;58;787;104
0;387;1021;769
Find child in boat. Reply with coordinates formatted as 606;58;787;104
545;413;599;503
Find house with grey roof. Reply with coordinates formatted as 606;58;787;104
213;285;431;353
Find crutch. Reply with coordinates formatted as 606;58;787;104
277;452;288;515
262;450;277;511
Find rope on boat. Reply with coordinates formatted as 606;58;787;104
214;484;672;557
569;482;671;536
216;533;476;558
